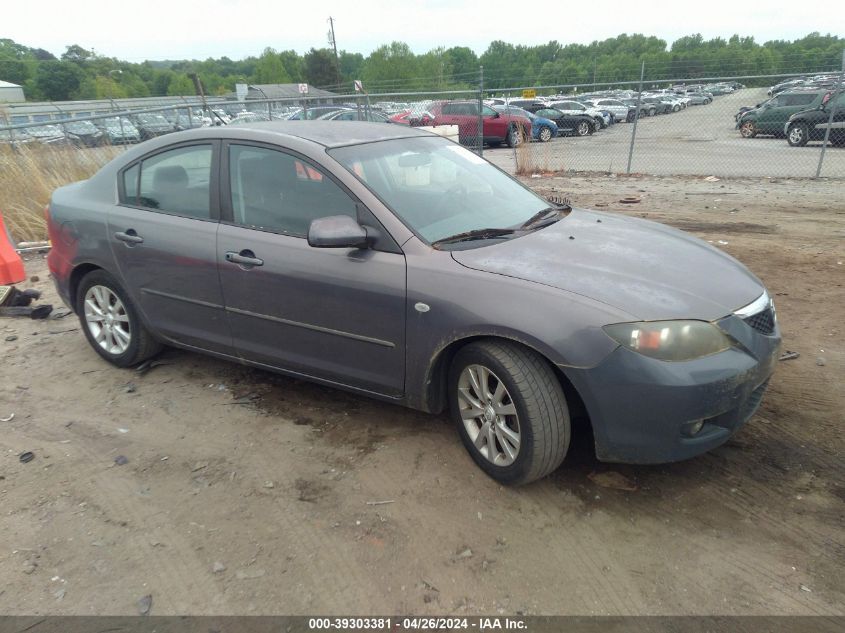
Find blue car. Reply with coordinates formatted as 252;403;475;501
493;105;558;142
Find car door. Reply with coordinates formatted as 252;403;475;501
482;104;508;140
110;141;232;353
217;141;407;395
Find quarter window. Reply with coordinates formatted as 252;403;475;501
228;145;356;236
130;145;213;219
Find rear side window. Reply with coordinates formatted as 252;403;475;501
781;93;818;106
127;145;213;219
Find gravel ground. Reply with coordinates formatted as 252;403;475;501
0;174;842;616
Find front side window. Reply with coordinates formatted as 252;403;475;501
228;144;356;236
133;145;212;218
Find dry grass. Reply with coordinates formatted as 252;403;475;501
0;144;120;242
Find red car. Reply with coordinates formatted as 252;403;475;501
428;100;531;147
390;110;434;126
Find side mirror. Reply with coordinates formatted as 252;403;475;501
491;111;500;118
308;215;370;249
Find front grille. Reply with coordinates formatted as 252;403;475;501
744;307;775;335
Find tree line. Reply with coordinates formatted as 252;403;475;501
0;33;842;102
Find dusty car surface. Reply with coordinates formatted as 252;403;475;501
46;121;781;485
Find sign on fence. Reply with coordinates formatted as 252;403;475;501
298;83;309;95
522;89;536;99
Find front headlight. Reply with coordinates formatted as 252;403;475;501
603;320;732;361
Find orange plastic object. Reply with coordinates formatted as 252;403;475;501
0;210;25;284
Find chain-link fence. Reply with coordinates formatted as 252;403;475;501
1;63;843;182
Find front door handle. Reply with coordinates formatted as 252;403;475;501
114;229;144;245
225;250;264;268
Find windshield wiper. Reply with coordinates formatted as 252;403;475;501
521;197;573;230
431;227;517;248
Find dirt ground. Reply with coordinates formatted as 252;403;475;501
0;174;842;616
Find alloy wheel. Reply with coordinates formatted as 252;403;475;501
84;285;131;355
457;364;521;466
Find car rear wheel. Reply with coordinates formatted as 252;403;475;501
538;126;553;142
739;121;758;138
576;120;591;136
449;340;570;485
76;270;162;367
787;122;809;147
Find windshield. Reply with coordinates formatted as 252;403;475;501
329;136;553;245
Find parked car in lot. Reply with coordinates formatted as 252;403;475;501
585;98;635;122
46;121;781;485
621;99;656;117
492;105;558;142
548;100;609;128
62;120;107;147
286;106;348;120
737;90;829;138
429;100;532;147
133;114;175;140
319;109;391;122
24;124;67;145
785;91;845;146
641;96;674;114
518;105;595;136
98;117;141;144
686;92;714;105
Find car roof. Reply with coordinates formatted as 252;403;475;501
189;120;435;148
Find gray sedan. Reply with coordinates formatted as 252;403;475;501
46;122;780;484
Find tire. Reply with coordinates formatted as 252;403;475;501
576;120;591;136
595;117;606;129
76;269;162;367
739;121;758;138
626;111;636;123
448;340;570;485
673;104;680;112
705;98;712;104
506;125;524;148
787;122;809;147
538;126;553;142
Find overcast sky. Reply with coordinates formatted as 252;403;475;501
4;0;841;61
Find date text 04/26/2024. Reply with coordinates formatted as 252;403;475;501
307;617;528;630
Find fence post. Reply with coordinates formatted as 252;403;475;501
626;61;645;174
477;65;484;157
814;49;845;178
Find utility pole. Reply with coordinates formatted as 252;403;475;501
328;17;340;86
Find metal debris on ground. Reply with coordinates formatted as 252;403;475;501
779;351;800;361
19;451;34;463
1;413;13;422
619;196;641;204
114;455;129;466
4;335;17;342
366;500;395;506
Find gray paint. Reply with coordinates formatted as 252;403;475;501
47;121;781;465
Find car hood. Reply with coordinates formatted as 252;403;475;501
450;208;764;321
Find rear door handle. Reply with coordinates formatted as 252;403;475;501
114;230;144;244
225;250;264;268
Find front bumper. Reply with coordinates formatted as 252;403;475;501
564;314;781;464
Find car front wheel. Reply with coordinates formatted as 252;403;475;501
449;340;570;485
538;126;553;142
787;122;809;147
76;269;162;367
739;121;758;138
576;120;591;136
